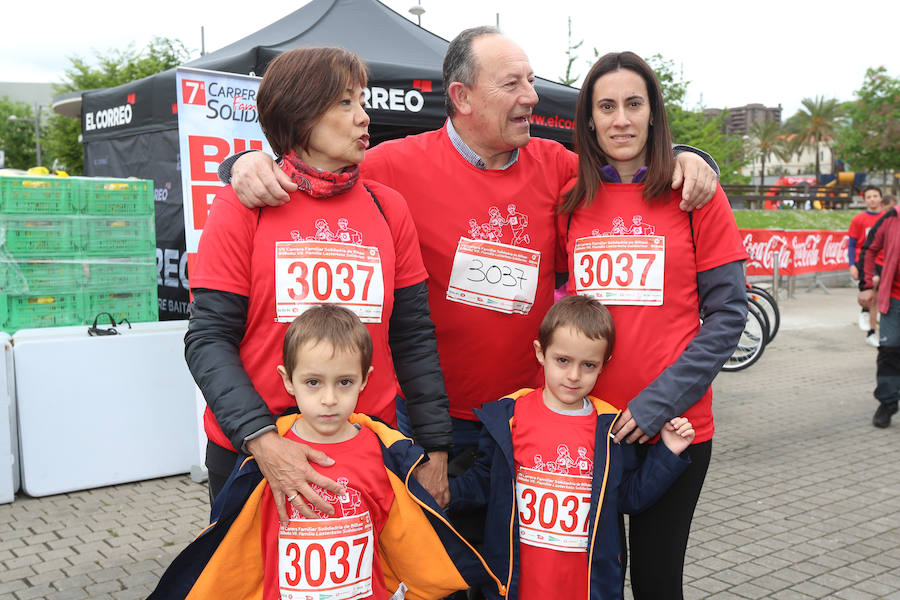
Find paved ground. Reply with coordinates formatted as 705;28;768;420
2;283;898;599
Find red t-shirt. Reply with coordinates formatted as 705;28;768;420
363;127;577;419
511;389;597;599
562;184;747;443
848;210;884;265
260;426;395;600
191;180;427;450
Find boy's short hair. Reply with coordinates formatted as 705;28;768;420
882;193;896;208
538;295;615;362
282;305;373;376
863;185;883;197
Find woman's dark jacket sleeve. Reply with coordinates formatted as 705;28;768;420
389;281;453;452
184;288;275;452
628;260;747;436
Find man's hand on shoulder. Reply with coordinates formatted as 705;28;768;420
246;431;344;523
673;152;718;212
232;152;297;208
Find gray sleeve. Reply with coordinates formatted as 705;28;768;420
217;150;259;185
627;260;747;436
672;144;720;179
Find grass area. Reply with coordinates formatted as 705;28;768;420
733;209;856;230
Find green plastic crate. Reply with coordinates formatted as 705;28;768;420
1;260;84;294
82;259;156;289
81;216;155;257
83;287;158;324
0;216;81;258
74;177;154;215
0;291;83;333
0;175;75;215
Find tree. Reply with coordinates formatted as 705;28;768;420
748;119;788;186
0;98;40;169
43;37;193;174
646;55;749;184
785;96;844;180
835;67;900;183
558;17;583;86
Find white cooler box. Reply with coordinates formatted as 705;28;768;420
1;333;18;504
14;321;198;497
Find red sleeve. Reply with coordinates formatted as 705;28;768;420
555;177;577;274
360;143;396;187
690;184;749;272
361;180;428;289
190;186;257;295
848;214;864;242
557;147;578;194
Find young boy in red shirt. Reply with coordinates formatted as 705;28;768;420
449;295;694;599
849;185;885;344
150;305;502;600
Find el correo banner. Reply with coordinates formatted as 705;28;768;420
176;67;272;253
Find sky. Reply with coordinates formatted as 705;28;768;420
2;0;897;119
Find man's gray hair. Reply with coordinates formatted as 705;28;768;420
443;26;500;117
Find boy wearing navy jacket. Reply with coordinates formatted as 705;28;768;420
449;295;693;599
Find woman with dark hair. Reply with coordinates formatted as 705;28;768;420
185;47;450;522
559;51;748;599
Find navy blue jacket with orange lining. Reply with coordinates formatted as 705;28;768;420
148;412;504;600
448;389;690;600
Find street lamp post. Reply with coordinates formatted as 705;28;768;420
408;0;425;26
7;103;42;167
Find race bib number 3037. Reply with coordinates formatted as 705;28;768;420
278;513;375;600
446;237;540;315
516;467;592;552
573;235;664;306
275;241;385;323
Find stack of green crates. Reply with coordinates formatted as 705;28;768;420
0;174;158;333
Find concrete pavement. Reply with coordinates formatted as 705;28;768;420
2;283;899;599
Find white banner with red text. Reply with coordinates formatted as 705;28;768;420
741;229;849;277
176;67;271;253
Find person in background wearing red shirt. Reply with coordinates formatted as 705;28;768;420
858;200;900;428
849;185;885;346
448;295;694;599
219;28;720;510
151;305;503;599
558;52;747;599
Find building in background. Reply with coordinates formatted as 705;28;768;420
705;103;782;136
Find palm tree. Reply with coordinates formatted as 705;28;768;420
748;119;788;187
789;96;844;180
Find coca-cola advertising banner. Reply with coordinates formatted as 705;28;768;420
741;229;848;276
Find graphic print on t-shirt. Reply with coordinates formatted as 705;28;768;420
291;478;365;519
465;204;531;247
531;444;592;476
301;218;364;244
601;215;656;236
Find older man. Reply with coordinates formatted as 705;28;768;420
219;27;718;508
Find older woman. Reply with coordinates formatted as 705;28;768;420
559;52;748;599
185;47;449;522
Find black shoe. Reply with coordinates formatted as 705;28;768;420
873;402;898;428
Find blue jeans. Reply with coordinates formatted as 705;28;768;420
876;298;900;405
395;397;482;458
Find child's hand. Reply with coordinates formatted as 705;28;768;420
660;417;694;456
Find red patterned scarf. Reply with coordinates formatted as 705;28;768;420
280;150;360;199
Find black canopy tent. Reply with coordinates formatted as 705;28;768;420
79;0;579;320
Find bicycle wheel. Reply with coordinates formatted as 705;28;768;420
722;298;768;372
748;285;780;343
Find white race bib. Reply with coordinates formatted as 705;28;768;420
446;237;540;315
515;467;592;552
275;241;385;323
573;235;664;306
278;512;375;600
